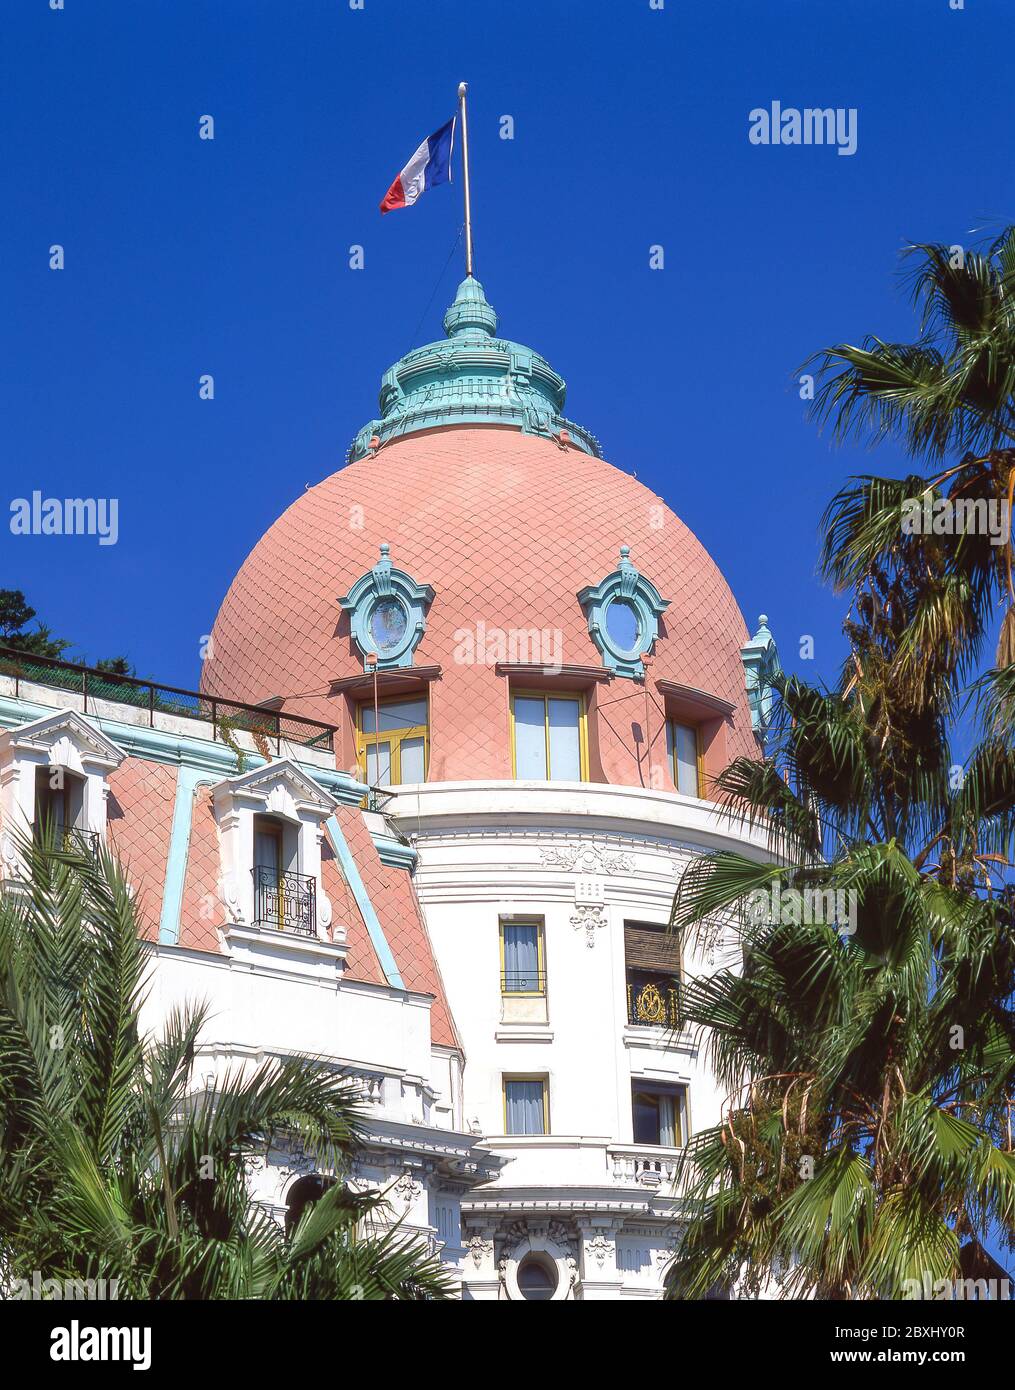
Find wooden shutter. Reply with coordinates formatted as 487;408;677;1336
624;922;681;974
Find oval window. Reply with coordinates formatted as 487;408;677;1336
369;597;408;652
517;1255;557;1300
604;599;640;652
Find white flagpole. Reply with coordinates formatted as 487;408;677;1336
458;81;473;277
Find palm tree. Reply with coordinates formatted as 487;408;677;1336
807;228;1015;700
664;557;1015;1297
0;832;454;1300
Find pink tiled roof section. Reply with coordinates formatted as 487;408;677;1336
106;758;177;942
333;804;458;1050
320;822;386;986
204;426;757;779
178;787;224;954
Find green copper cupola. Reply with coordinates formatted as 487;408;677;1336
348;278;602;461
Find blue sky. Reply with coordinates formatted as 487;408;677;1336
2;0;1012;1275
1;0;1010;699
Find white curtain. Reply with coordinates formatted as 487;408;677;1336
658;1093;677;1146
503;924;539;991
505;1080;545;1135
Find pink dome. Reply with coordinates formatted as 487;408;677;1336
204;425;757;787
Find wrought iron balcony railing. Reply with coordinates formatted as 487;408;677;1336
31;825;101;859
500;970;547;995
626;976;681;1029
252;866;317;937
61;827;101;859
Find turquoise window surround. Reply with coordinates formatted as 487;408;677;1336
338;543;435;671
578;546;670;679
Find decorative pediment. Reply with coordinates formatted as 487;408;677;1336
211;758;335;820
0;709;126;773
578;546;670;679
338;544;435;671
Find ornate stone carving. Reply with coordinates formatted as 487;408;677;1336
276;1138;318;1181
548;1220;579;1263
392;1170;423;1206
585;1233;612;1269
540;841;635;875
570;903;607;948
467;1235;493;1269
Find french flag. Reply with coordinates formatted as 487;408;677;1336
380;117;455;214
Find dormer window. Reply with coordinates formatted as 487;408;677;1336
0;710;124;879
211;758;336;942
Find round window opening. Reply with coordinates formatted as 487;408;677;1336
517;1255;558;1301
604;599;641;653
369;597;408;652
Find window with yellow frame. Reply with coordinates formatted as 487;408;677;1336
510;689;588;781
499;918;546;996
356;695;428;787
666;719;703;798
503;1075;549;1136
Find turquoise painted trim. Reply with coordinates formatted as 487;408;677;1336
578;545;670;679
0;694;357;794
338;543;435;671
740;615;782;740
159;765;212;945
347;277;602;462
301;765;369;805
372;833;418;871
324;814;404;989
0;695;247;774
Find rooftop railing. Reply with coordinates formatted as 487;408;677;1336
0;646;335;754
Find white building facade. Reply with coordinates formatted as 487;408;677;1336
1;275;780;1299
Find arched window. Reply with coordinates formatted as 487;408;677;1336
516;1254;558;1301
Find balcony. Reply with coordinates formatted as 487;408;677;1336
61;827;100;859
610;1144;683;1189
462;1136;690;1203
626;974;681;1029
251;866;317;936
